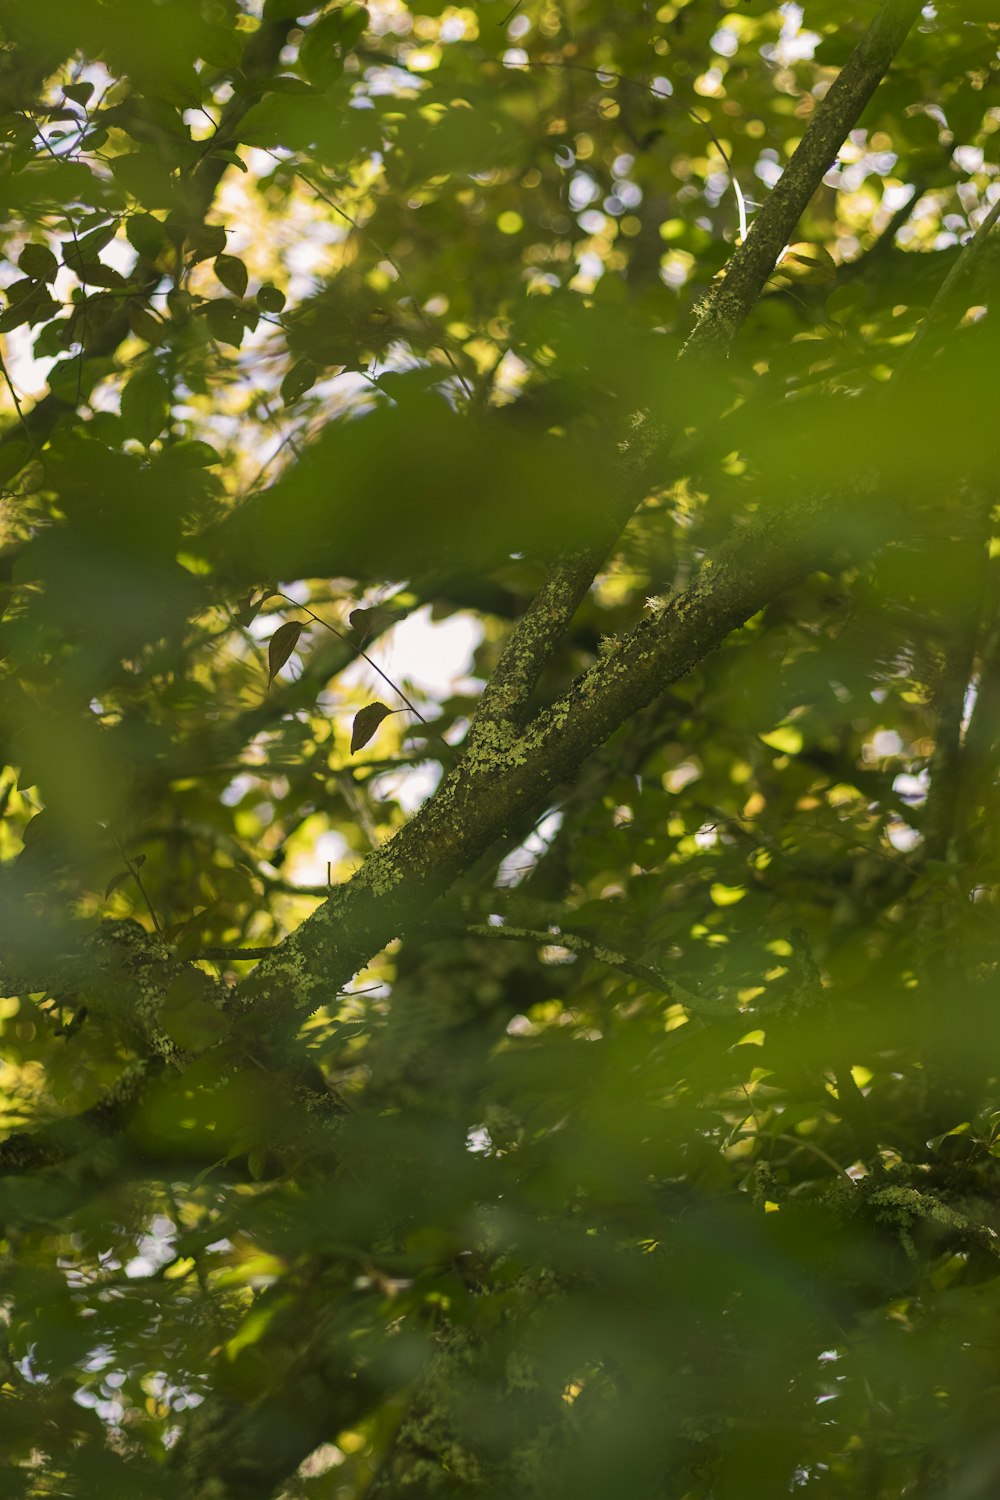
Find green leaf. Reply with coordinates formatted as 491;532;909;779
0;282;57;332
237;93;340;157
163;440;223;468
214;255;249;299
210;148;248;173
299;14;346;91
204;300;246;349
350;701;394;754
104;868;132;900
349;604;408;642
236;591;271;627
267;620;306;686
63;81;95;106
18;243;59;282
126;301;167;344
257;284;286;314
120;364;171;446
126;212;168;260
280;357;319;405
197;23;244;71
61;221;118;277
338;4;370;46
186;223;228;265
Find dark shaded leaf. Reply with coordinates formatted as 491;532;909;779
120;364;170;446
186;223;227;264
63;81;95;106
257;284;286;314
267;620;306;686
349;604;408;643
204;300;246;348
214;254;249;299
350;701;394;753
126;301;166;344
280;357;319;405
18;243;58;283
126;212;168;260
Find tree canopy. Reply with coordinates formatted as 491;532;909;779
1;0;999;1496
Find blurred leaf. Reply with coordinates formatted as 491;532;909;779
119;364;170;446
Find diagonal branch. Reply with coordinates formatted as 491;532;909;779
465;0;925;755
235;483;880;1051
683;0;925;363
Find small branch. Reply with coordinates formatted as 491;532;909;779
272;592;457;767
683;0;925;363
434;918;733;1022
109;833;163;936
0;1057;155;1177
895;192;1000;378
922;509;991;866
191;945;275;962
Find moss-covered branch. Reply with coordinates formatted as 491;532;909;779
683;0;925;362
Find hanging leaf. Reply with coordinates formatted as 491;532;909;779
204;299;246;348
186;223;227;264
267;620;306;686
63;81;95;106
349;604;408;643
61;221;117;276
236;590;272;627
257;283;286;314
214;254;248;298
210;148;248;172
104;854;144;900
18;242;58;282
281;357;319;405
120;364;171;446
350;701;394;754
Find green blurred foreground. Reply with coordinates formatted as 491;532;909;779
1;1;1000;1495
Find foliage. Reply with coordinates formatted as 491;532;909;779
0;0;999;1496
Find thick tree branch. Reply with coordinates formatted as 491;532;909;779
235;485;868;1049
0;1056;155;1176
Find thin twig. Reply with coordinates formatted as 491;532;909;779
271;592;458;766
895;193;1000;377
109;832;163;936
291;167;475;403
514;58;748;242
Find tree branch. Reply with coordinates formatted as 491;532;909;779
234;483;873;1052
430;917;732;1023
467;0;924;755
683;0;925;363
